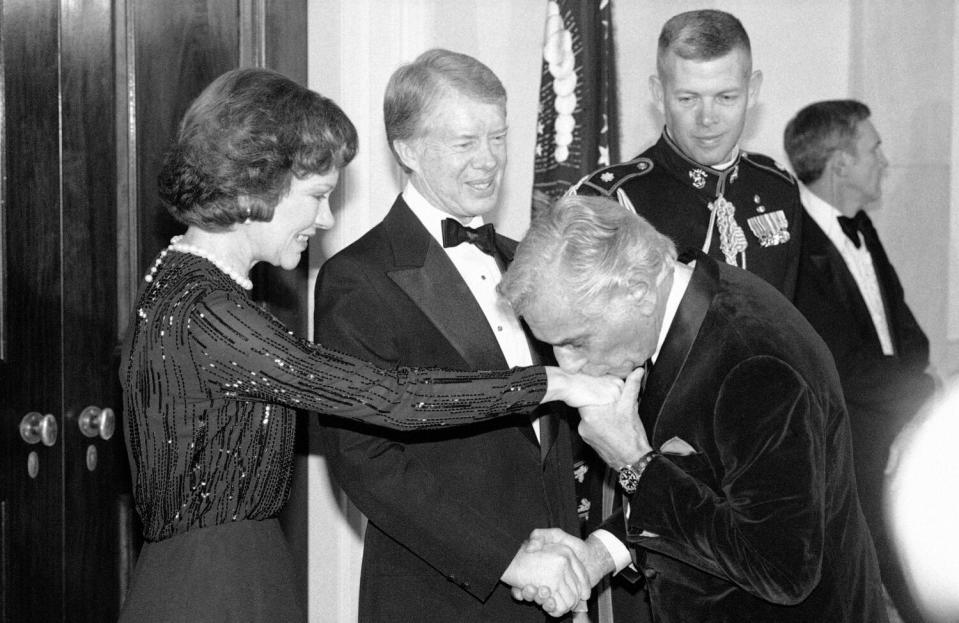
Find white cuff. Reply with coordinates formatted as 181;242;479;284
590;529;632;574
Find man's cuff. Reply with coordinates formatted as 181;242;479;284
590;528;632;574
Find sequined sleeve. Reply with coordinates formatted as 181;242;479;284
188;288;547;429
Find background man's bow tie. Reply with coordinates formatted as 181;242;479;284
837;211;872;249
441;218;496;256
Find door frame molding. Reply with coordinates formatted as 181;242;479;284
115;0;138;341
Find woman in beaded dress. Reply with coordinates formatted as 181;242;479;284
118;68;618;622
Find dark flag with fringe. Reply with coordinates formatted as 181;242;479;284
531;0;618;217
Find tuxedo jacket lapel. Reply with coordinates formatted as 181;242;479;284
859;222;908;353
383;199;507;371
496;235;560;456
640;252;718;437
382;198;548;452
523;330;560;462
804;216;882;346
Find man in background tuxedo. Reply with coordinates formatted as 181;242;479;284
314;48;594;621
784;99;937;623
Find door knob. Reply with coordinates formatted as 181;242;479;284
78;406;116;440
19;412;58;446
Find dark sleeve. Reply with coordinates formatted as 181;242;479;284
779;190;804;302
617;357;826;605
840;350;936;420
312;255;520;600
185;288;546;431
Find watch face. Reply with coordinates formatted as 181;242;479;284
619;465;640;494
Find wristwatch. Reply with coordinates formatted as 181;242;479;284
618;450;660;495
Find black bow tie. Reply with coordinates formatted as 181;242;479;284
837;211;871;249
441;218;496;256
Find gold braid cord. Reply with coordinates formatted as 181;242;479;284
709;196;748;268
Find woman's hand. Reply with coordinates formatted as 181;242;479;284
577;366;651;468
542;367;623;407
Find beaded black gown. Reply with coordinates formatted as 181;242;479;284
118;250;547;622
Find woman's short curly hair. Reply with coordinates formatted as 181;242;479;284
159;68;358;230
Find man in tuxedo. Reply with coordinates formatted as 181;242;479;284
501;194;887;622
314;49;592;621
784;99;937;623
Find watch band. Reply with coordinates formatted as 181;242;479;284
618;449;660;494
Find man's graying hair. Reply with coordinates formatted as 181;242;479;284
383;48;506;173
783;99;872;185
500;195;677;318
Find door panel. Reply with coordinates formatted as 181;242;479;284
0;0;65;621
60;0;125;620
133;0;240;271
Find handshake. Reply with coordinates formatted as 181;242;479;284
501;527;616;618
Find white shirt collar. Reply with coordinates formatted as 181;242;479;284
712;147;740;171
652;260;694;364
402;181;486;245
799;184;853;249
664;128;739;170
799;185;895;356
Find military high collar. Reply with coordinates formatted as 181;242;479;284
656;131;742;198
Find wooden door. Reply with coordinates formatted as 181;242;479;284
0;1;307;621
129;0;310;335
0;0;130;621
0;0;68;620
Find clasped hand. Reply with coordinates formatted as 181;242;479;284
504;366;647;617
502;529;615;618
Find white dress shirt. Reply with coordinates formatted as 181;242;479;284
799;185;894;355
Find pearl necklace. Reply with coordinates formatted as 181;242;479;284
144;235;254;291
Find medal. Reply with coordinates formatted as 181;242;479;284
747;210;791;247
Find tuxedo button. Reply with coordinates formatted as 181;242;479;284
643;568;658;580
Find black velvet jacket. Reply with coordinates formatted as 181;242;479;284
601;253;887;622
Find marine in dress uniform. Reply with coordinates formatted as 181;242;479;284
572;131;802;302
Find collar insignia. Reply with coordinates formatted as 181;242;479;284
689;168;707;189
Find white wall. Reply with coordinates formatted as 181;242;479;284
304;1;957;619
850;1;958;383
